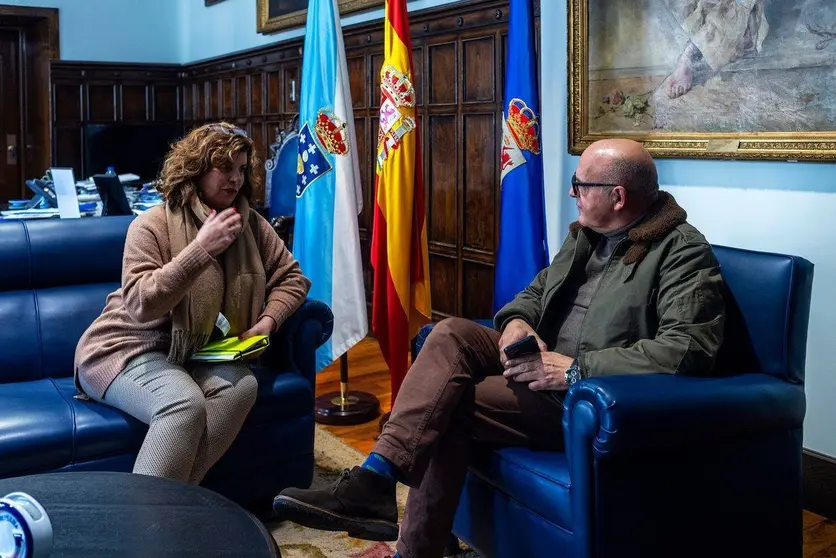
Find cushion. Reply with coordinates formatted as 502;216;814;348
26;216;131;289
0;292;41;383
37;284;118;379
0;379;74;476
0;221;29;292
247;367;315;424
469;447;572;529
712;245;813;383
52;377;147;462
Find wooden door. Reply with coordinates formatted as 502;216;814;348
0;29;22;202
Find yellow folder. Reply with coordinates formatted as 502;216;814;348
189;335;270;363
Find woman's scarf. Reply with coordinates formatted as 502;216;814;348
164;194;267;365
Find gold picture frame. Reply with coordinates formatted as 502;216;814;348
568;0;836;162
257;0;384;35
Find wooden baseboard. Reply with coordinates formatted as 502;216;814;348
804;448;836;520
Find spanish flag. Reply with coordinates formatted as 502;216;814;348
371;0;431;404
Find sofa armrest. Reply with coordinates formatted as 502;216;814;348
257;299;334;386
562;373;806;459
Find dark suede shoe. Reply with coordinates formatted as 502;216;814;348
273;466;399;541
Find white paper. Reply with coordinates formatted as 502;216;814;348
50;168;81;219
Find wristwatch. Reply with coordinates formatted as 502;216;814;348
565;358;583;387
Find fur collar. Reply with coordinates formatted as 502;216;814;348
568;191;687;265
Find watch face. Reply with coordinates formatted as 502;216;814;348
0;509;27;558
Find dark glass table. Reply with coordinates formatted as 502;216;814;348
0;471;280;557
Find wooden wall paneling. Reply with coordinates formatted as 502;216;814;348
463;35;495;104
221;77;234;118
429;254;457;319
428;114;458;249
193;80;204;124
236;75;249;117
86;82;116;122
52;126;81;170
51;83;82;123
209;79;220;120
266;70;281;114
183;81;204;124
428;41;457;106
153;83;179;122
347;55;366;111
412;47;424;107
122;83;149;122
251;72;263;115
463;261;495;318
462;112;496;254
50;61;182;179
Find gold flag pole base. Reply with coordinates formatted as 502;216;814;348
315;353;380;426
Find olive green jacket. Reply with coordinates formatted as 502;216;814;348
495;191;725;378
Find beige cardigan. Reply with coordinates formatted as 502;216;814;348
74;205;311;399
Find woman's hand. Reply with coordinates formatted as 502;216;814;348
196;208;242;257
239;316;277;340
497;318;548;366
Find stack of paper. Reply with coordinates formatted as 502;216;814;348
189;335;270;363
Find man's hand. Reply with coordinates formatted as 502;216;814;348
498;318;548;366
503;352;574;391
239;316;276;340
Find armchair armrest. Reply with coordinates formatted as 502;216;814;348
258;298;334;385
563;373;806;459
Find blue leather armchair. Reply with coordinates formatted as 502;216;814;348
413;245;813;558
0;215;333;508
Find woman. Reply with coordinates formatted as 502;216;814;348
74;122;311;484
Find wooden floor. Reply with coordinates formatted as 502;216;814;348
317;337;836;556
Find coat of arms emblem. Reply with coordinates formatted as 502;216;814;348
500;98;541;181
376;64;416;170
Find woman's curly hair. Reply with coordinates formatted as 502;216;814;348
156;122;262;208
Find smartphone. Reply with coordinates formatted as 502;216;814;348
503;335;540;360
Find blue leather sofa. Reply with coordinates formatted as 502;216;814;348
0;215;333;508
413;245;814;557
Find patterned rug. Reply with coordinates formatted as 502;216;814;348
267;426;480;557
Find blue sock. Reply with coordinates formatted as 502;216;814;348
362;452;399;481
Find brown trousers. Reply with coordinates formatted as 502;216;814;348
373;318;565;558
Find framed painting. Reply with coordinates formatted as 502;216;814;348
569;0;836;161
257;0;384;34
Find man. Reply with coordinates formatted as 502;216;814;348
272;139;726;558
665;0;769;98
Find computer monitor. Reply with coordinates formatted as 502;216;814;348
92;174;133;216
84;123;183;182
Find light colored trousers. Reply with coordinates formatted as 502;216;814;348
79;351;258;484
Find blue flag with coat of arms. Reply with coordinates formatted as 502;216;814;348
493;0;549;315
294;0;367;371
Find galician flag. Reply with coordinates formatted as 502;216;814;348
294;0;367;371
494;0;548;314
371;0;432;403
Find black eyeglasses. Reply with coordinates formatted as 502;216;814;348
208;124;248;137
571;173;619;197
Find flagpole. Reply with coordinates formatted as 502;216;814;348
314;352;380;425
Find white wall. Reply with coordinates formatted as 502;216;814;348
183;0;461;64
541;0;836;458
5;0;182;63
